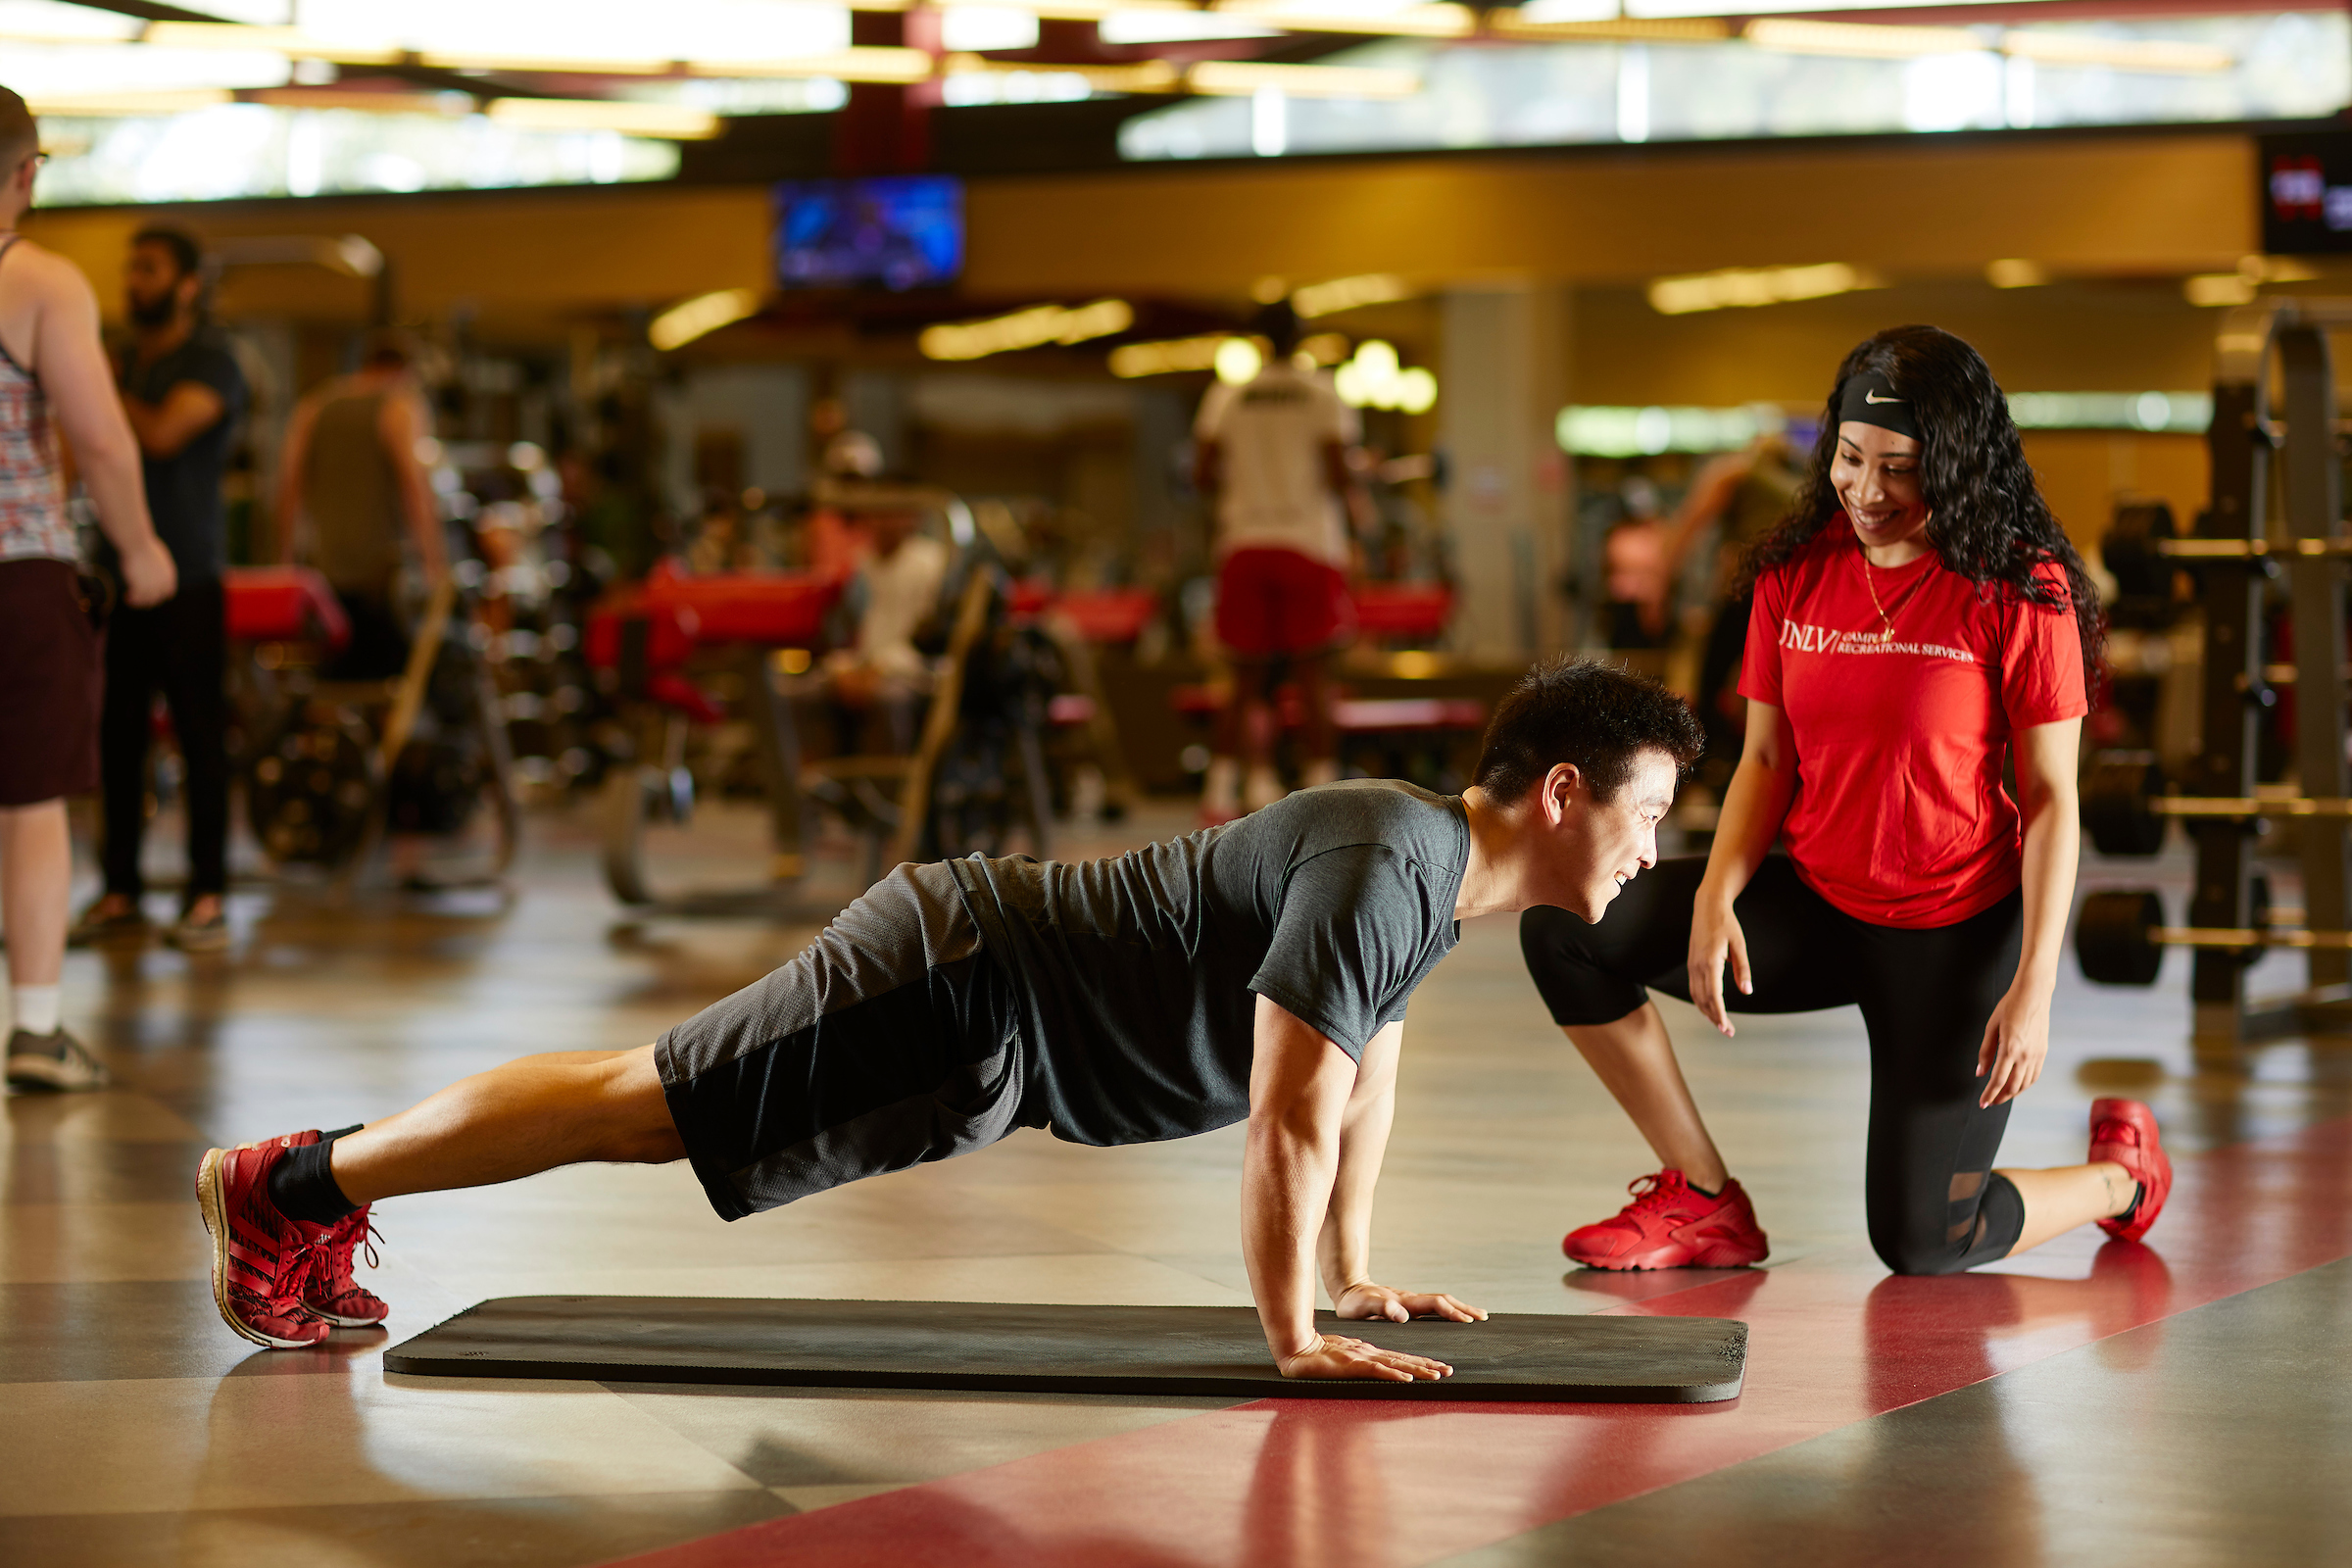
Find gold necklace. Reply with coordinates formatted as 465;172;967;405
1859;546;1901;642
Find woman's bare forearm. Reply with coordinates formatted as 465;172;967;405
1698;707;1796;906
2012;721;2082;991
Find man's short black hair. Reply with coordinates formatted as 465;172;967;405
131;225;204;281
1251;300;1301;355
1473;658;1704;805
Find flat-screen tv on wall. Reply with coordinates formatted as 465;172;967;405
773;175;963;291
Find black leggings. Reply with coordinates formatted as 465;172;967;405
1521;856;2026;1276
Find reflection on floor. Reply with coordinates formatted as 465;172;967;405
3;809;2348;1566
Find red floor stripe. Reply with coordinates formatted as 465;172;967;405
602;1116;2352;1568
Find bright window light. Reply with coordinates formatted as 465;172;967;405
0;2;141;43
4;42;291;98
1101;10;1278;44
940;6;1041;52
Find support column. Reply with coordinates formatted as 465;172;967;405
1438;284;1571;662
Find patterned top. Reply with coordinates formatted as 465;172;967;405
0;236;73;564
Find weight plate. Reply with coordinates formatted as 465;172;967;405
2077;888;2165;986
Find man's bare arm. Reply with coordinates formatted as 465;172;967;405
1317;1019;1486;1327
122;380;224;460
378;389;447;582
25;248;173;605
1242;996;1459;1381
272;393;318;564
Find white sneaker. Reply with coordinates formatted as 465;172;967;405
5;1029;110;1093
1243;767;1286;811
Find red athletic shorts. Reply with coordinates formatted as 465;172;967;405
1215;547;1352;660
0;560;101;807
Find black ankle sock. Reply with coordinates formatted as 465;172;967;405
1690;1181;1722;1200
2116;1182;2144;1226
269;1128;362;1226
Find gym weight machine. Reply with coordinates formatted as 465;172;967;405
2076;300;2352;1058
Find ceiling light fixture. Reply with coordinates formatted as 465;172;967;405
1741;19;1981;58
650;288;763;351
24;88;236;117
486;98;721;138
1186;61;1419;98
1647;262;1885;315
920;299;1136;361
2002;32;2232;74
1292;272;1413;317
702;48;933;83
1108;334;1232;377
940;55;1182;92
1489;15;1728;42
142;22;404;65
1206;3;1475;39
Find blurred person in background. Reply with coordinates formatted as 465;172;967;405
1194;301;1359;823
0;87;178;1092
72;226;247;953
1601;476;1673;651
272;330;446;680
1665;435;1803;781
822;501;950;756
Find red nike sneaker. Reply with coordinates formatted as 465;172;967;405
1563;1169;1770;1270
196;1140;328;1348
258;1129;390;1328
2089;1099;2172;1243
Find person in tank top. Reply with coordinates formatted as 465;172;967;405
271;331;446;680
0;85;180;1094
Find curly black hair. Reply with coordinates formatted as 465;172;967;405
1475;658;1705;804
1736;324;2102;685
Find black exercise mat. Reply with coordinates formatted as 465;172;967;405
383;1296;1746;1402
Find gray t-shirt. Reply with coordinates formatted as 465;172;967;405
949;779;1470;1147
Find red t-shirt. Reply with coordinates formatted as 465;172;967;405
1739;520;2086;928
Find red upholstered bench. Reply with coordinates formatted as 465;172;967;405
585;570;841;723
223;565;351;650
1350;582;1453;644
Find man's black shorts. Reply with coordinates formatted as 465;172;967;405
656;861;1030;1222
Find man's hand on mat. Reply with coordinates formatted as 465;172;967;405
1278;1334;1454;1382
1334;1281;1488;1325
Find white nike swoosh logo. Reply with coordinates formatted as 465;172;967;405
1864;391;1903;404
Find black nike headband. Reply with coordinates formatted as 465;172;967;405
1837;370;1921;443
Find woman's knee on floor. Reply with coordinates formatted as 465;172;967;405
1868;1168;2022;1276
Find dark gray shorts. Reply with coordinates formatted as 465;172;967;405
657;860;1030;1222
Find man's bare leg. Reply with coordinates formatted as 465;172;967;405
1561;1002;1730;1193
328;1044;685;1204
1;801;71;992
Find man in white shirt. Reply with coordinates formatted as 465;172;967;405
1193;302;1359;821
823;505;950;752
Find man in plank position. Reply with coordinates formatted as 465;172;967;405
201;660;1702;1380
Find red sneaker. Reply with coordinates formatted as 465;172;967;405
2089;1099;2172;1243
196;1140;328;1348
306;1207;389;1327
1564;1169;1770;1270
257;1129;390;1328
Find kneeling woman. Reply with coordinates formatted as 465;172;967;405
1524;324;2168;1276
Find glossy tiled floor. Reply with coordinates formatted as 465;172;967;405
4;807;2348;1567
